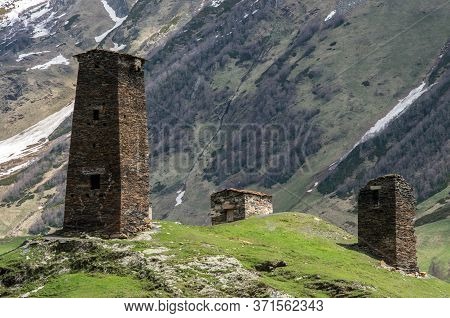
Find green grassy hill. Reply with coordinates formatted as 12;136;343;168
1;213;448;298
417;219;450;283
416;186;450;282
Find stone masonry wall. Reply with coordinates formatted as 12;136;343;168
210;189;272;225
210;190;246;225
358;174;417;272
394;177;418;272
64;51;122;234
64;50;151;237
117;55;151;234
244;194;273;217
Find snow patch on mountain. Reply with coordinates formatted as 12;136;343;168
356;82;429;145
175;189;185;207
335;82;430;166
0;102;74;166
1;0;65;41
31;11;65;38
324;10;336;21
306;182;319;193
94;0;127;43
0;161;33;177
336;82;435;166
211;0;224;7
28;54;69;70
110;42;126;52
16;50;50;61
29;1;50;21
0;0;49;28
32;11;53;38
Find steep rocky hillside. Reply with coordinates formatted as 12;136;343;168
0;0;206;140
142;0;450;225
309;38;449;233
0;0;449;244
0;0;209;235
1;213;449;298
1;0;127;140
318;40;450;202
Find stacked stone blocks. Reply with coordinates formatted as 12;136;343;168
64;49;151;237
210;188;273;225
358;174;418;272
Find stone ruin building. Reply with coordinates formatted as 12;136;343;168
63;49;151;237
210;188;273;225
358;174;418;272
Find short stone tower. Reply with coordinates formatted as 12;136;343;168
64;49;151;237
358;174;417;272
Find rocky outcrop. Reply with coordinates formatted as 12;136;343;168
0;236;286;298
254;260;287;272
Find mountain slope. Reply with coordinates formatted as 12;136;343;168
141;0;450;224
0;0;208;235
309;40;449;234
318;40;450;202
417;218;450;282
1;213;449;298
415;185;450;282
0;0;449;240
0;0;206;141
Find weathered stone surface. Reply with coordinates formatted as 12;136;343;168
358;174;418;272
210;188;272;225
254;260;287;272
63;49;151;237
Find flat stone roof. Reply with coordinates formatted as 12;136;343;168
73;49;146;62
212;188;272;198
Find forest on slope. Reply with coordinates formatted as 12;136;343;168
1;0;449;237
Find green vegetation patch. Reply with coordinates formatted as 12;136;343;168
160;15;182;34
417;184;450;217
0;7;10;16
416;219;450;282
34;273;153;298
0;237;28;255
148;213;450;297
0;173;18;187
1;214;449;298
16;193;35;207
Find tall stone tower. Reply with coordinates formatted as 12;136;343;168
358;174;418;272
64;49;151;237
